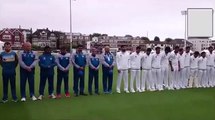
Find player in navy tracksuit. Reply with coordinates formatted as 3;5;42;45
87;48;100;95
19;42;38;102
72;45;87;96
101;46;115;94
56;46;71;98
0;42;18;103
38;46;56;100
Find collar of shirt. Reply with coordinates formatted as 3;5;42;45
43;53;51;56
76;51;83;55
24;50;33;52
135;52;140;55
105;52;110;55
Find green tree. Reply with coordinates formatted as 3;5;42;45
165;38;173;43
141;36;150;41
154;36;160;42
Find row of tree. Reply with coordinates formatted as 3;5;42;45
90;33;173;42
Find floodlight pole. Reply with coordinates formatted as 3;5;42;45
70;0;73;53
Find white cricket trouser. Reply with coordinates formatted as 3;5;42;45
161;67;169;88
171;66;179;89
207;66;213;87
184;67;190;87
198;69;207;87
141;69;153;90
213;67;215;86
130;69;141;91
117;70;129;91
152;68;162;90
189;69;198;87
179;68;186;88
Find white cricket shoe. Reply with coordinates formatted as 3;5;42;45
137;89;142;92
38;95;43;100
130;89;135;93
49;94;56;99
125;90;130;93
32;96;37;101
140;89;145;92
150;88;156;91
21;98;26;102
159;88;164;91
116;89;121;94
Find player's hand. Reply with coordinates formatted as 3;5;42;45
25;67;31;72
178;68;181;72
170;67;174;72
79;67;84;70
110;65;114;68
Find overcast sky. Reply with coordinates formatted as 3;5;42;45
0;0;214;40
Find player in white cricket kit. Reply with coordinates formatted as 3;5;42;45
178;48;185;89
169;46;180;90
141;48;153;91
206;46;215;88
160;47;171;89
129;46;143;93
198;52;207;88
116;45;130;93
190;51;200;88
151;47;163;91
184;46;191;88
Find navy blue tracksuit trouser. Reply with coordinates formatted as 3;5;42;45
73;67;85;95
39;73;54;95
88;68;99;94
57;69;69;94
102;66;113;93
20;68;35;98
2;73;17;100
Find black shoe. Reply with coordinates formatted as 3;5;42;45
74;94;79;97
95;93;100;95
89;92;93;95
80;93;88;96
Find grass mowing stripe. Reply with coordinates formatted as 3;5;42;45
0;66;214;120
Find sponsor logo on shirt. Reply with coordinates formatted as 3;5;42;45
2;55;15;62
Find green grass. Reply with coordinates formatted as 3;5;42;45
0;66;215;120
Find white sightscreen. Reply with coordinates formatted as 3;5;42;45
187;8;213;38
